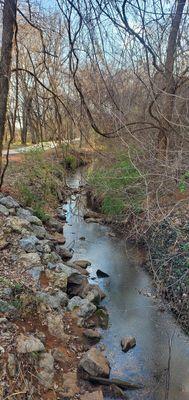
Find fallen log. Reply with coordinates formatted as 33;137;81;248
86;376;143;390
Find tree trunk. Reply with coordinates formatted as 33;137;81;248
158;0;186;157
0;0;17;175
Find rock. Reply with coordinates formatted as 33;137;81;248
19;252;41;267
43;251;62;264
31;225;48;239
84;210;102;220
0;196;20;209
38;352;54;388
47;313;68;341
83;329;101;341
5;216;30;233
78;300;96;319
96;269;109;278
16;334;45;353
67;262;89;276
1;287;13;300
17;208;42;226
79;236;86;241
79;348;110;378
121;336;136;352
53;263;84;285
7;353;17;377
37;291;68;309
81;390;104;400
57;208;67;221
81;284;106;302
60;371;79;398
45;270;68;291
95;308;109;329
0;300;16;313
67;296;84;311
0;205;9;216
19;236;39;252
56;245;73;261
47;218;63;233
67;297;96;319
73;260;91;269
85;218;103;224
36;240;51;254
28;266;43;281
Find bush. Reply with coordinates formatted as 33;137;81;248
88;154;144;216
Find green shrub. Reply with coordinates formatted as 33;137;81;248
16;148;65;213
64;154;77;170
88;154;144;216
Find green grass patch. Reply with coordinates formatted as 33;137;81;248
88;154;144;216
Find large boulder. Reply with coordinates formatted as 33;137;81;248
50;263;84;285
19;236;39;252
16;334;45;353
79;348;110;378
0;196;20;209
83;329;101;342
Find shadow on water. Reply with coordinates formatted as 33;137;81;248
63;169;189;400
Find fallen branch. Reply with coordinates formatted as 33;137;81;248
86;376;143;390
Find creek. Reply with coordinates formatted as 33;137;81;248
63;168;189;400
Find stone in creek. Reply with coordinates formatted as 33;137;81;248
16;334;45;353
83;329;102;342
57;208;67;221
56;245;73;261
19;235;39;252
79;347;110;378
47;218;63;233
0;196;20;209
46;313;68;341
37;352;54;388
73;260;91;269
121;336;136;352
81;390;104;400
53;263;84;285
84;210;102;220
95;308;109;329
79;236;86;241
0;205;9;216
96;269;109;278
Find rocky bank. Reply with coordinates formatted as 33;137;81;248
0;194;111;400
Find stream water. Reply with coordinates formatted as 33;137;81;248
63;169;189;400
